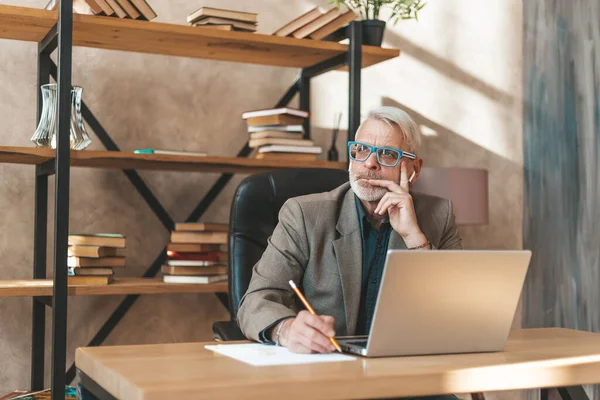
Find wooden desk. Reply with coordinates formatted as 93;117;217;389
76;328;600;400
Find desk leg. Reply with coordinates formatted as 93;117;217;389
540;389;549;400
77;370;118;400
557;386;590;400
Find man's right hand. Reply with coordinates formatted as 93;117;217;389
274;310;336;354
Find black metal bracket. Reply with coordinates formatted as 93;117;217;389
301;53;347;79
35;296;53;308
322;26;348;43
557;386;590;400
275;77;300;108
78;370;117;400
37;159;56;176
40;24;58;56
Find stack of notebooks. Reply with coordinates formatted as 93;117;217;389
187;7;258;32
67;233;126;285
243;107;322;161
272;6;356;40
46;0;157;20
163;223;228;284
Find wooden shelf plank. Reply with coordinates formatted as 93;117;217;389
0;5;399;68
0;146;347;172
70;150;347;173
0;146;54;165
0;277;228;297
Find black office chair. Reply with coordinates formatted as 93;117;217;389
212;168;349;341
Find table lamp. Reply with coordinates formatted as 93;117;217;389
411;167;488;225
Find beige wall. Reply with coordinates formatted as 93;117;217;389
0;0;523;394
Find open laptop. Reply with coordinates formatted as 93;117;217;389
337;250;531;357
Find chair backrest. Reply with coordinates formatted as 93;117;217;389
227;168;349;320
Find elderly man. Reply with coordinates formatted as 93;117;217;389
238;106;462;357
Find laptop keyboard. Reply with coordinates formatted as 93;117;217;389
344;339;368;348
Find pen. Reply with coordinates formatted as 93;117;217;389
288;280;343;353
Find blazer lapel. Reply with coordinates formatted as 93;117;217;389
332;189;362;336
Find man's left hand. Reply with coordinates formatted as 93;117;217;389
367;161;428;248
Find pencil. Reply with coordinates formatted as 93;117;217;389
289;280;342;353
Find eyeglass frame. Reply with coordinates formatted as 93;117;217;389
347;141;417;168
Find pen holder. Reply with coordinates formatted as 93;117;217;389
31;84;92;150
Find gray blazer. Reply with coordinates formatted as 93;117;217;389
237;182;462;341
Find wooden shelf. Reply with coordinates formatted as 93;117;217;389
0;277;228;297
0;5;400;68
0;146;346;173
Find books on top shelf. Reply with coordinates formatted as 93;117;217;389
115;0;140;19
134;149;208;157
163;222;228;284
243;107;321;161
187;7;258;32
272;6;357;41
104;0;127;18
309;10;358;40
291;8;342;39
46;0;157;20
272;6;322;37
66;233;127;285
192;18;257;32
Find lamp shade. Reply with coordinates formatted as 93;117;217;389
411;167;488;225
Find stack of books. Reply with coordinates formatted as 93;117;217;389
67;233;127;285
272;6;356;40
243;107;322;162
187;7;258;32
163;223;228;284
46;0;157;20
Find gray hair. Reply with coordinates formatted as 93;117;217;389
359;106;421;154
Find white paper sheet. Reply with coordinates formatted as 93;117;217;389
205;343;357;366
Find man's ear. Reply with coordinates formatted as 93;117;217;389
409;158;424;186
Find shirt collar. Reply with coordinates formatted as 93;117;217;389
354;194;390;234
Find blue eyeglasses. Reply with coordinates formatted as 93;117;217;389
347;141;417;167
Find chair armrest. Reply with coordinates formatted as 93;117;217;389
212;320;247;341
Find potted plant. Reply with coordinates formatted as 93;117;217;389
330;0;426;46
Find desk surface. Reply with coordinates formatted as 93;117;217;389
76;328;600;400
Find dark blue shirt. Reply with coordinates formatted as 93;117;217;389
354;195;392;335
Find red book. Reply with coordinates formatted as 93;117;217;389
166;251;227;262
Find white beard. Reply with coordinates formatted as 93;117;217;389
349;170;388;202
